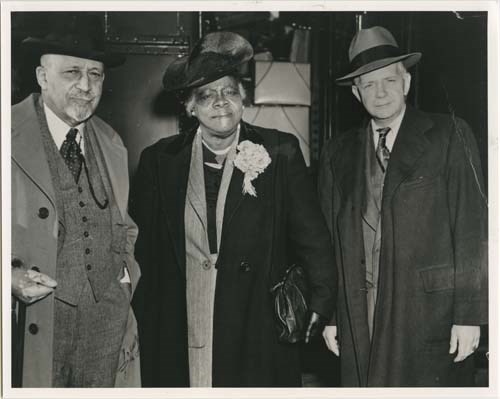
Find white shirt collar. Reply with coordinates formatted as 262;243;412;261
199;124;240;153
370;105;406;152
43;102;85;155
199;124;240;169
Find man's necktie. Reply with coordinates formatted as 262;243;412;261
375;127;391;172
60;128;83;182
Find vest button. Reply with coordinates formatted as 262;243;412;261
240;261;251;272
84;231;89;238
38;207;49;219
86;264;92;271
79;201;85;208
78;186;83;193
82;216;88;222
85;248;91;255
201;260;211;270
28;323;39;335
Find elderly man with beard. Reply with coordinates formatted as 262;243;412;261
11;15;140;387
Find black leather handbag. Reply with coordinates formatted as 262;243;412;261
270;264;310;344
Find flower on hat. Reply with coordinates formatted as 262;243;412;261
233;140;271;197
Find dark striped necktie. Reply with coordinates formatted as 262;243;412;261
60;128;83;182
375;127;391;172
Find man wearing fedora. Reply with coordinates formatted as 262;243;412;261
318;26;487;386
11;14;140;387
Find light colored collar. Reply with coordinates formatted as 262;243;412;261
200;124;240;168
43;102;86;155
370;105;406;152
199;124;240;153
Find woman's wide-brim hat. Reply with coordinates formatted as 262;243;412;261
336;26;421;86
21;13;125;68
163;31;254;93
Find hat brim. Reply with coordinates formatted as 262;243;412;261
163;53;251;93
22;37;126;68
336;52;421;86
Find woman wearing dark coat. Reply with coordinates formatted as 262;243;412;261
130;31;336;387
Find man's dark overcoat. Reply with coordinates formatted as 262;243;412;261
130;122;336;387
318;106;488;387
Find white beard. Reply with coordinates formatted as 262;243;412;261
65;100;98;124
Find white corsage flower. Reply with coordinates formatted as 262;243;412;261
233;140;271;197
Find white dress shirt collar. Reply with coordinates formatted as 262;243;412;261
370;105;406;152
43;102;85;155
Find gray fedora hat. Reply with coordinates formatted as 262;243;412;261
163;31;253;93
336;26;421;85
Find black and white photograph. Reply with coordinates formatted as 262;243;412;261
2;1;498;398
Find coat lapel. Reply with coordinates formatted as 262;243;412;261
334;125;372;384
360;124;380;231
158;129;196;273
187;132;208;232
220;123;264;235
382;106;433;201
214;128;240;253
334;125;366;209
11;95;56;208
89;119;128;220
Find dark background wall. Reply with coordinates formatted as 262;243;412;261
11;10;489;386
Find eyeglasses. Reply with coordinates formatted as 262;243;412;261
194;86;241;106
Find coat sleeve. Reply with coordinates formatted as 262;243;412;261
317;141;338;325
129;147;158;318
284;135;337;319
318;141;335;241
124;212;141;294
445;117;488;325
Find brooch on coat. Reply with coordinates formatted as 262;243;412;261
233;140;271;197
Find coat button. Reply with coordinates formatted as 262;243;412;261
28;323;39;335
79;201;85;207
78;186;83;193
31;266;40;272
240;261;251;272
202;260;211;270
38;207;49;219
84;231;89;238
86;264;92;271
85;248;91;255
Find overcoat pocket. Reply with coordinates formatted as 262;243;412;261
420;264;454;293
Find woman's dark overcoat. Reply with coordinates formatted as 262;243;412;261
130;122;336;387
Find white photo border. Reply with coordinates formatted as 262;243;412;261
1;1;498;398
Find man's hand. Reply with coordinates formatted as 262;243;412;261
322;325;340;356
305;311;327;343
12;266;57;304
449;324;480;362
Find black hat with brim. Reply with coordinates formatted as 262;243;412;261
21;14;125;68
163;31;253;93
22;36;125;68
